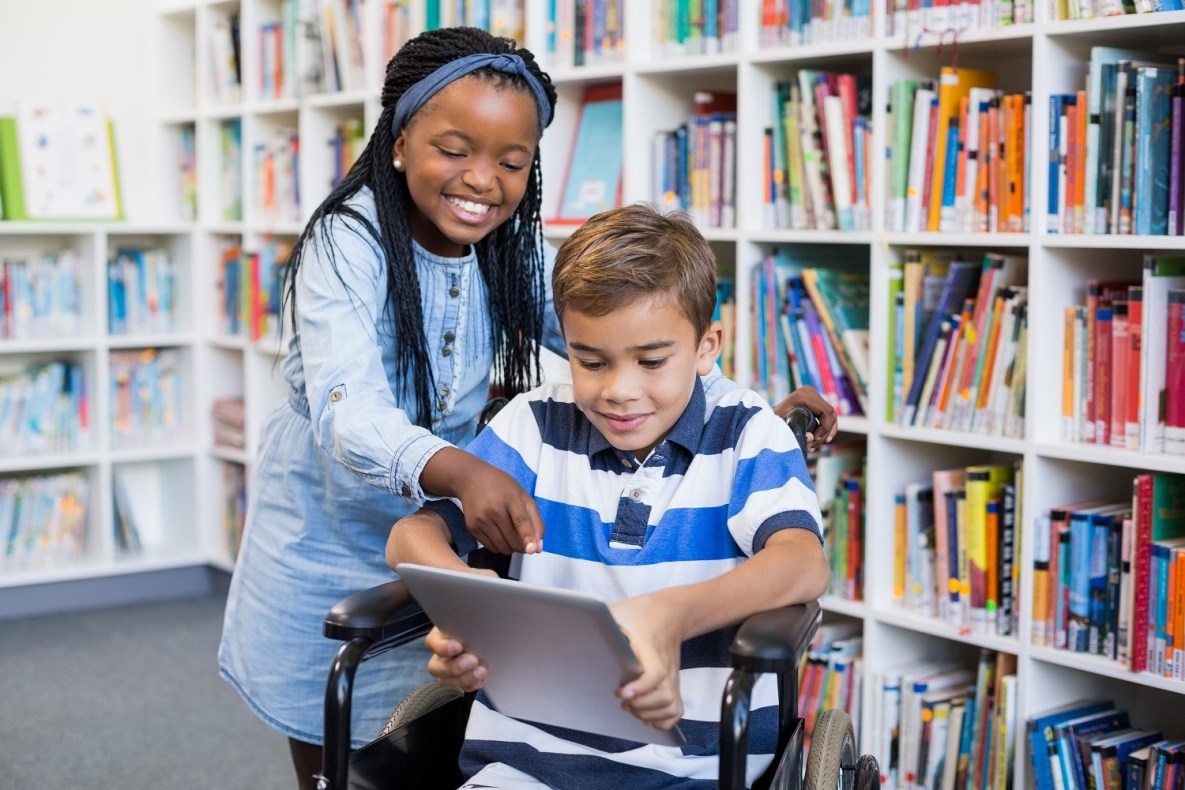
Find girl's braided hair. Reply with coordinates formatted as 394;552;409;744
285;26;556;428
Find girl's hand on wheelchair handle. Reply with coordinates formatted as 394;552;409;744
425;626;488;692
772;385;838;452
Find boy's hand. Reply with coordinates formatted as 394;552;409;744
454;461;544;555
773;385;838;451
425;626;488;692
610;593;685;732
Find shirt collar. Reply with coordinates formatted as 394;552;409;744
587;376;707;461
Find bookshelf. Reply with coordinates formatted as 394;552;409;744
2;0;1183;784
533;5;1185;788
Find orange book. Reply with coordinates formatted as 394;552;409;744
1062;305;1077;441
1174;547;1185;677
1001;95;1016;233
986;97;1002;232
985;498;1001;629
1063;97;1078;233
894;493;907;602
975;107;992;232
1011;93;1028;232
1074;89;1088;233
974;288;1011;415
933;298;973;426
927;66;997;231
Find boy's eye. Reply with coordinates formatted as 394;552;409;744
576;358;604;371
640;358;668;370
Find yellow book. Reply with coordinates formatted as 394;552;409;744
926;67;996;232
965;464;1014;634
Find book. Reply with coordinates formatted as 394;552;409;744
901;260;981;427
927;67;997;232
553;83;624;223
1165;289;1185;454
1132;65;1177;236
1026;700;1113;790
1053;708;1131;790
800;267;871;415
1;102;122;220
1139;255;1185;453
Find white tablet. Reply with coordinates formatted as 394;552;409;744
394;562;685;747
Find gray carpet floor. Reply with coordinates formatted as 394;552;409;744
0;592;292;789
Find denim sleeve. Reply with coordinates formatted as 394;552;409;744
297;214;449;503
541;240;566;358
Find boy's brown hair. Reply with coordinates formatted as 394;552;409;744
552;203;718;338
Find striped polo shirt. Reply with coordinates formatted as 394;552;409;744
424;377;822;789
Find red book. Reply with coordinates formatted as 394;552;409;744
1126;286;1144;450
844;473;864;600
1133;474;1153;673
1093;305;1113;446
1110;301;1129;447
1166;289;1185;455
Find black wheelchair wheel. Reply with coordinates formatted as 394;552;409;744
803;709;857;790
379;682;464;738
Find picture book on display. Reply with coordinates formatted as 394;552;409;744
0;101;123;221
553;83;623;224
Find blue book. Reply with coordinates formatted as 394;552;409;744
1054;709;1130;790
1067;503;1127;653
556;84;623;222
1048;93;1066;232
1088;508;1128;655
901;259;980;427
939;120;960;230
1091;730;1163;789
1026;700;1113;790
1133;65;1178;235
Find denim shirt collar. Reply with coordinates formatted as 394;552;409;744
411;238;478;268
587;376;706;462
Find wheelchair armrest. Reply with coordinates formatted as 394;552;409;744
729;599;821;674
323;579;432;644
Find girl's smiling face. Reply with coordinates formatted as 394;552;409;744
393;76;540;257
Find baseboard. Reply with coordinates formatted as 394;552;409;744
0;565;233;620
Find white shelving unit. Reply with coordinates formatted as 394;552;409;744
3;0;1184;784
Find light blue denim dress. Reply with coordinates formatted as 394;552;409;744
218;187;565;747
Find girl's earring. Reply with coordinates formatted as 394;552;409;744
392;158;404;172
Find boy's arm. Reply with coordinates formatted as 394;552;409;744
386;508;470;574
611;529;827;730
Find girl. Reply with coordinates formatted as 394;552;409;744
218;27;563;789
218;25;837;790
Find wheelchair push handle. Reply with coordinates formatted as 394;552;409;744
784;405;819;455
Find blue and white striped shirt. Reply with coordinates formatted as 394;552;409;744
426;377;822;788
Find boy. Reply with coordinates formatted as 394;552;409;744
386;203;828;788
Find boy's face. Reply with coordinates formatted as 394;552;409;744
393;77;539;258
563;297;721;462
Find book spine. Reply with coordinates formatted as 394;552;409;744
1126;286;1144;449
1165;289;1185;454
1133;474;1153;672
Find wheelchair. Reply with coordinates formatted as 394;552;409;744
316;405;880;790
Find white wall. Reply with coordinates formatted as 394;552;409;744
0;0;161;221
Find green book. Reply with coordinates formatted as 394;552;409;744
889;79;917;232
0;117;29;220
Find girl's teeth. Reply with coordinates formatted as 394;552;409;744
451;198;489;215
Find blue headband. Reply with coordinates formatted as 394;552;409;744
390;52;553;137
